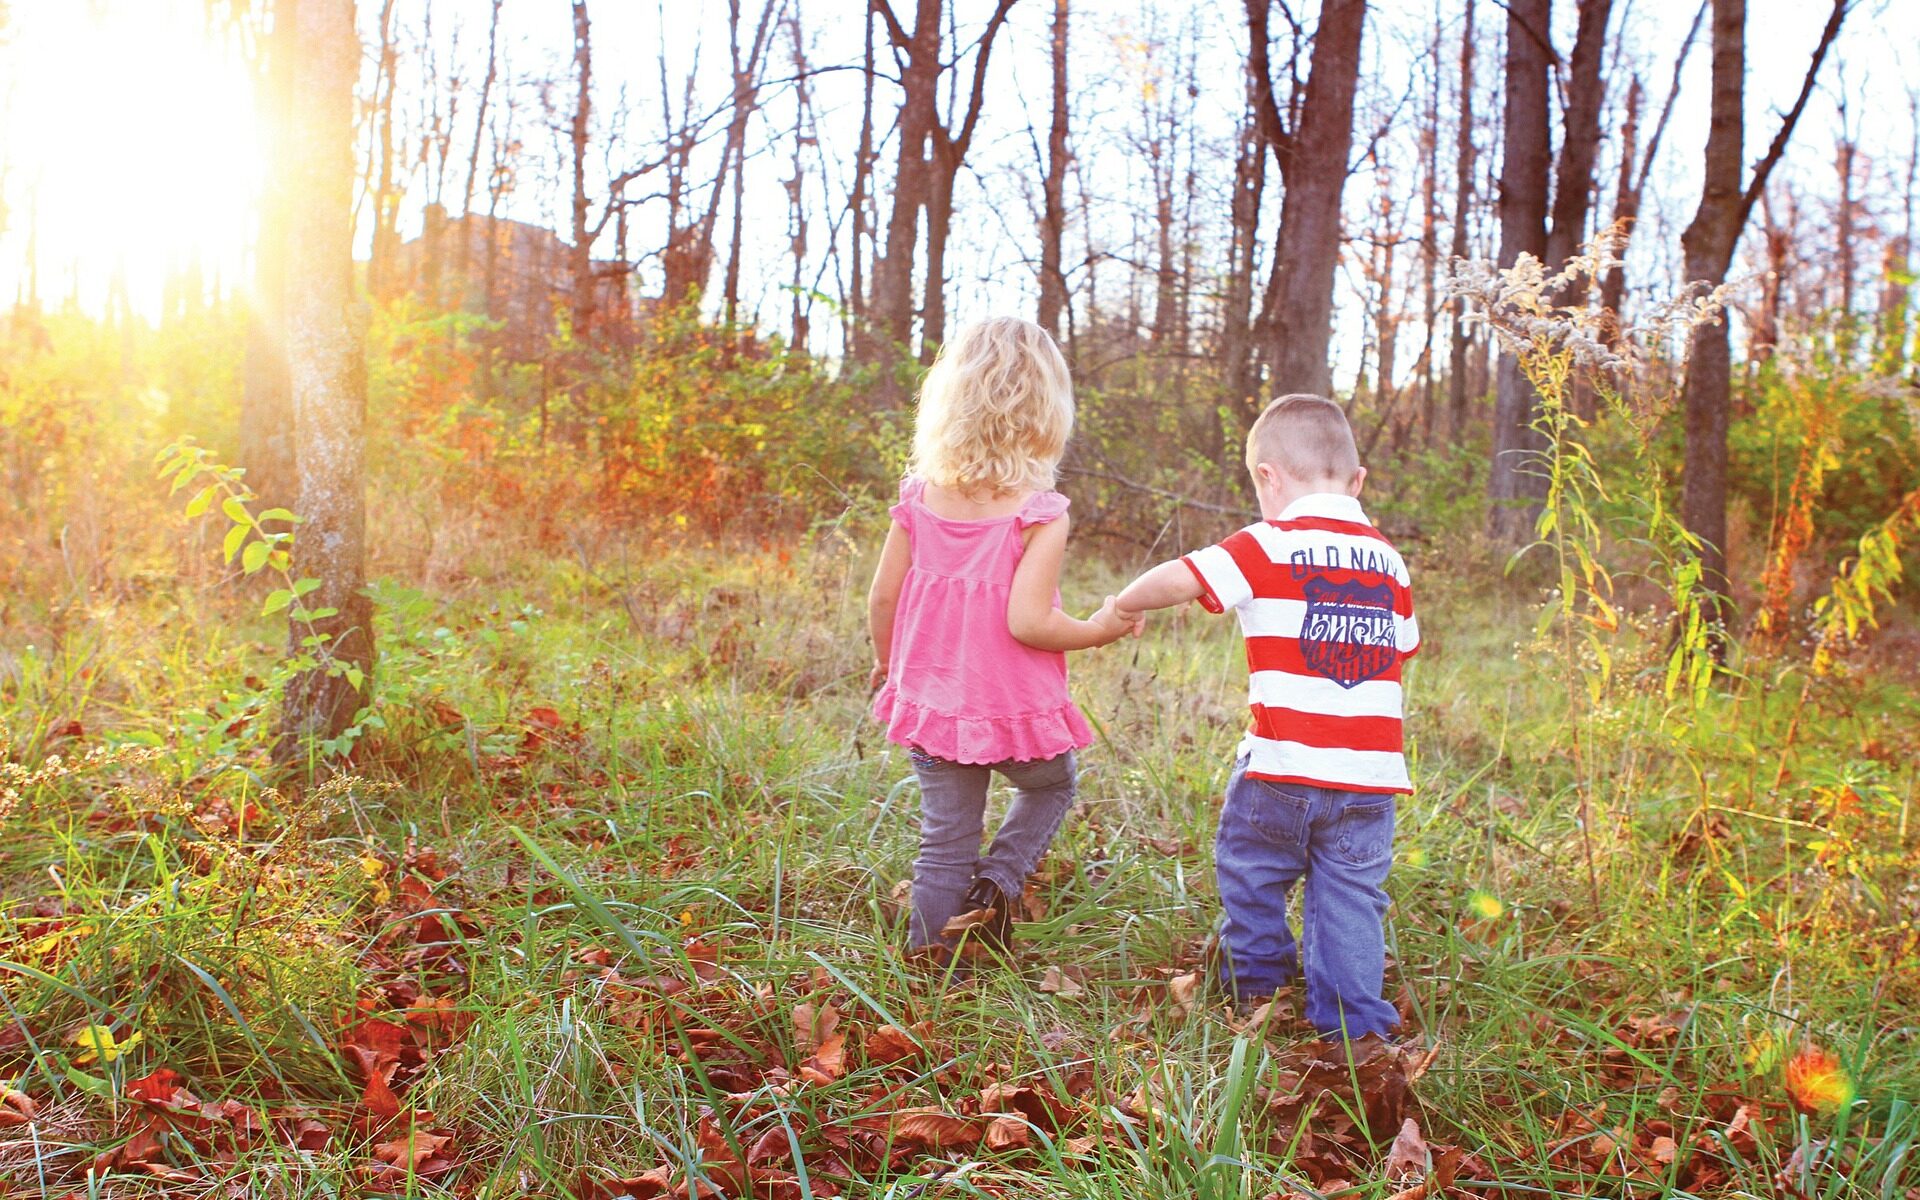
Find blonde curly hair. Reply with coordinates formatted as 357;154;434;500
908;317;1074;495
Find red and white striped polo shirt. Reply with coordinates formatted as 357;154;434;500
1182;493;1418;794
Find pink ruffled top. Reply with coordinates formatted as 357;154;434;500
872;477;1096;764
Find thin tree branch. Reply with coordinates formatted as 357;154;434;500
1735;0;1848;233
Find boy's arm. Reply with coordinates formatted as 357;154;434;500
1007;517;1135;651
867;522;911;689
1113;558;1206;618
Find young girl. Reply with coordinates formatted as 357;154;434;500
868;317;1136;961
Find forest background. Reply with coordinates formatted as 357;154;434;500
0;0;1917;1196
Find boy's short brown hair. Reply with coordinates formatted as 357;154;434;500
1245;393;1360;483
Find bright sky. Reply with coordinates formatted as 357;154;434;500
0;0;1914;378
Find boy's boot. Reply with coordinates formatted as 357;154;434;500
956;876;1014;956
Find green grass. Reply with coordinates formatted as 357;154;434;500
1;528;1916;1198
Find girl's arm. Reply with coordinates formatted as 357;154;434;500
1114;558;1205;617
867;522;911;689
1008;515;1135;651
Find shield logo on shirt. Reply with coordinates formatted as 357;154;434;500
1300;576;1398;688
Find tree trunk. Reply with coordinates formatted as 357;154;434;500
243;0;296;517
1037;0;1070;341
568;1;596;340
915;0;1018;362
848;3;876;358
1417;7;1440;441
1446;0;1476;437
1222;89;1267;413
1485;0;1552;545
367;0;400;302
921;158;954;360
1598;1;1706;346
1880;97;1917;370
1679;0;1845;634
723;0;773;334
1751;186;1788;360
787;9;813;352
1835;132;1856;322
1543;0;1613;279
1548;0;1613;421
868;0;942;369
1597;75;1640;347
279;0;373;762
456;0;502;291
1248;0;1368;398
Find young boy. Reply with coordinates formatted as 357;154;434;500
1113;394;1417;1040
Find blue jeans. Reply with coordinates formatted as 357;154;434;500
1215;755;1400;1039
907;749;1076;949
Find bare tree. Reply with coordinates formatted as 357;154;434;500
785;6;814;351
1036;0;1070;341
1221;78;1268;411
1597;0;1704;345
1445;0;1477;437
1880;92;1918;369
1485;0;1613;545
848;2;877;355
458;0;503;245
366;0;402;302
280;0;374;761
242;0;296;516
1678;0;1846;634
912;0;1019;358
1246;0;1369;398
722;0;784;334
866;0;1017;374
567;1;596;338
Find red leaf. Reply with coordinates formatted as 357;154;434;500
362;1068;403;1120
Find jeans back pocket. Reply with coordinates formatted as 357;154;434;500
1244;779;1311;847
1330;796;1396;867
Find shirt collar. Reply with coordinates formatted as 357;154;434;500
1276;492;1371;525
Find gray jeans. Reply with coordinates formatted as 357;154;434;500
906;748;1078;949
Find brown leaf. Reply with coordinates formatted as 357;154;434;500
792;1002;840;1056
1020;880;1048;923
371;1128;459;1179
940;906;999;938
579;1165;677;1199
1384;1117;1428;1181
1167;971;1201;1017
800;1032;847;1085
860;1107;982;1149
1039;965;1083;999
747;1124;792;1165
865;1023;928;1065
984;1115;1031;1153
0;1086;35;1127
362;1068;403;1120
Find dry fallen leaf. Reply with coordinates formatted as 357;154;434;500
860;1107;982;1149
1039;965;1084;999
799;1031;847;1085
940;906;999;938
792;1001;840;1056
0;1086;35;1127
1384;1117;1428;1181
984;1115;1031;1153
865;1022;929;1065
1167;971;1201;1017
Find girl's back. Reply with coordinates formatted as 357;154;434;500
874;477;1090;765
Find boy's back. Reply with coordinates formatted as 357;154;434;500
1111;394;1416;1038
1184;492;1418;793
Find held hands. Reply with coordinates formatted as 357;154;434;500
1089;595;1146;645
